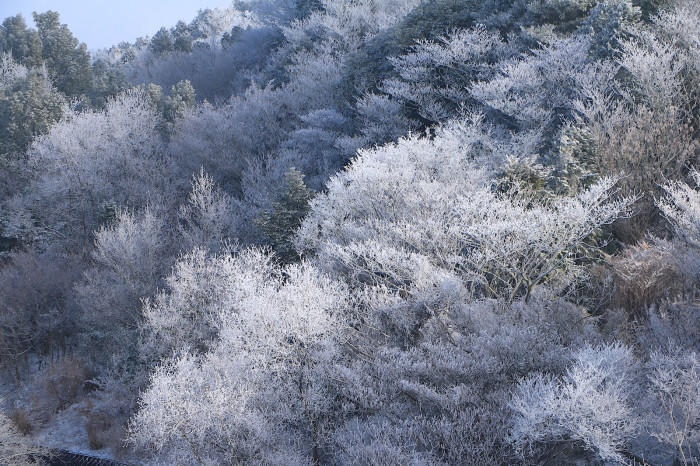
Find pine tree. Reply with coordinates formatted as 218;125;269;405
255;167;314;263
149;27;175;56
0;68;65;158
33;11;92;97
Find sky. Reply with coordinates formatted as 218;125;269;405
0;0;235;50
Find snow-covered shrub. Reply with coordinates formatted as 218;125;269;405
28;359;90;424
0;407;47;465
610;171;700;353
525;0;600;31
323;289;600;463
658;170;700;251
509;343;639;463
331;407;510;465
582;0;641;57
609;240;682;318
568;16;699;240
647;347;699;464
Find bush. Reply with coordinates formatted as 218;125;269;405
86;410;125;452
658;170;700;251
9;408;33;435
0;251;80;373
380;26;515;125
647;347;699;464
85;367;146;457
569;24;699;242
609;240;681;319
0;406;47;465
509;343;639;463
29;358;89;423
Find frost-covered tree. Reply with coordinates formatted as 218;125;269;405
167;84;288;195
0;0;696;462
76;207;170;362
284;0;422;53
6;88;170;251
0;250;80;370
381;26;516;125
123;11;267;102
337;92;415;153
140;248;243;357
178;169;236;253
470;36;594;133
273;109;350;189
0;53;27;89
297;118;635;303
131;248;348;464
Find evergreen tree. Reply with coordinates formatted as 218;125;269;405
0;14;43;67
33;11;92;97
142;80;196;136
88;59;128;108
0;68;65;158
163;80;196;124
256;167;314;263
149;27;175;55
173;21;193;53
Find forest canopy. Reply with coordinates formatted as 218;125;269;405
0;0;698;464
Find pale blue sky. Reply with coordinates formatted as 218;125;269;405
0;0;235;50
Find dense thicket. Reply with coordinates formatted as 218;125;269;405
0;0;698;464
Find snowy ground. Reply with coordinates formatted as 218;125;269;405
31;399;114;459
